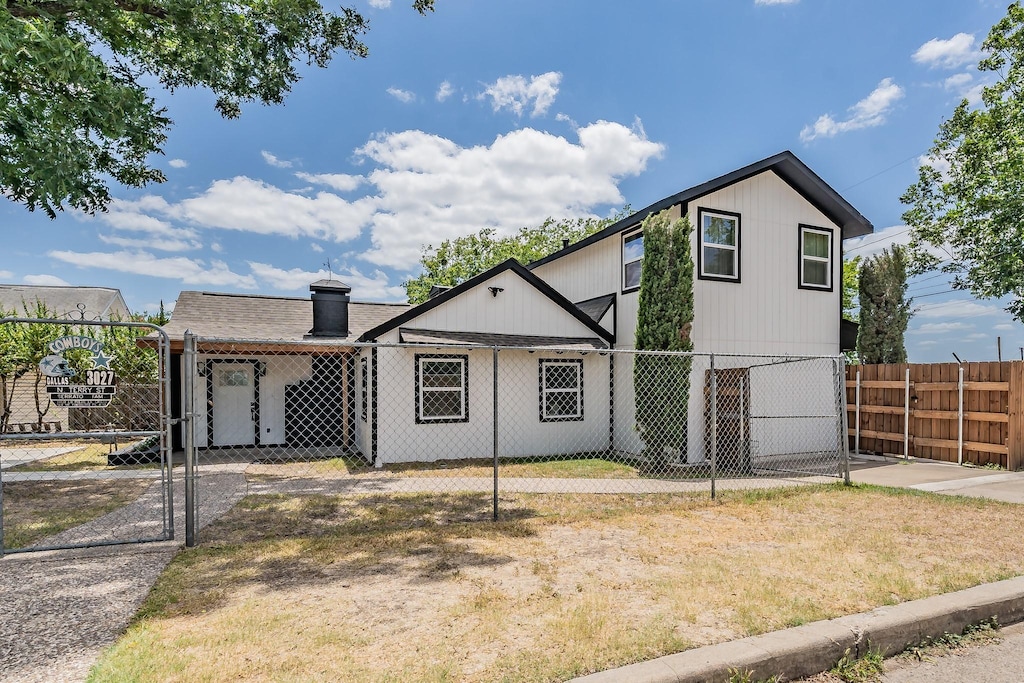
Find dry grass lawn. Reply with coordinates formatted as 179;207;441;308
2;479;153;548
88;484;1024;683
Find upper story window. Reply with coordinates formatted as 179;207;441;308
622;228;643;292
415;354;468;423
799;225;833;290
698;208;741;282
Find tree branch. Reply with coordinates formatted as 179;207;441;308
6;0;167;20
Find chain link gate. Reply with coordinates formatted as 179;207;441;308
0;317;174;555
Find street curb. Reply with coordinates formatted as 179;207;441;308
571;575;1024;683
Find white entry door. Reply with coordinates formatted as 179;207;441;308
211;363;256;446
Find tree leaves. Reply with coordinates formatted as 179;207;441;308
901;1;1024;322
857;246;912;364
0;0;434;216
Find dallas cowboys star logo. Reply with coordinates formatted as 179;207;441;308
92;351;114;369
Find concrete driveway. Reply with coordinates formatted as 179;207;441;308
849;456;1024;504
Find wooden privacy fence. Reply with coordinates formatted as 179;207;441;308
846;362;1024;470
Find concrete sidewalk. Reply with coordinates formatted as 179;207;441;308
573;456;1024;683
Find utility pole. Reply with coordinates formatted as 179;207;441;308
997;336;1002;362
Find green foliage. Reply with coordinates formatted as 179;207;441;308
633;211;694;468
842;256;861;322
901;1;1024;322
857;245;912;364
404;210;629;303
830;647;885;683
1;0;434;217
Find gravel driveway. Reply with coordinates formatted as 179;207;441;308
0;470;246;683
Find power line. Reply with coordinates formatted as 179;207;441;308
840;150;929;192
845;228;912;253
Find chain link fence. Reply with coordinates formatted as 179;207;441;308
0;318;173;554
182;334;849;543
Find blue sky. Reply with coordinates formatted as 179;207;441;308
2;0;1021;362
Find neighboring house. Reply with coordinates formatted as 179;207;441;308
0;284;131;321
160;151;873;465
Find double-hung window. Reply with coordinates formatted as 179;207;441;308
698;208;740;281
539;359;583;422
415;354;468;423
622;228;644;292
799;225;833;290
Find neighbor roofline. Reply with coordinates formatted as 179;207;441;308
357;259;616;344
527;150;873;270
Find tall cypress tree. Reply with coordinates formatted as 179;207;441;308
857;245;912;364
633;211;694;472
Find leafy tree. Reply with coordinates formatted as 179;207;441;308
2;0;434;217
901;1;1024;322
857;246;912;364
404;210;630;303
842;256;861;322
632;211;694;473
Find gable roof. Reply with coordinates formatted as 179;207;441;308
162;291;409;342
358;259;616;344
528;150;873;270
399;328;608;350
0;284;129;321
574;293;616;324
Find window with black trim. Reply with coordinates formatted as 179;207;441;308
698;208;740;281
415;354;468;423
799;225;833;290
360;357;368;421
539;358;583;422
622;228;643;292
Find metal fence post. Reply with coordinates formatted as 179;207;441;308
160;331;174;540
492;347;499;522
0;449;5;557
710;353;717;500
836;357;851;485
183;330;197;547
958;364;965;466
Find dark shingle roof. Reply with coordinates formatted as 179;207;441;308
399;328;608;350
0;284;129;320
574;293;616;323
161;291;409;341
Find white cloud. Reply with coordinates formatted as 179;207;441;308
0;270;12;280
436;81;454;102
994;323;1016;331
914;300;1001;319
23;274;70;286
355;119;664;268
98;233;202;252
176;176;375;242
913;33;979;69
248;262;406;301
168;158;188;169
47;250;257;288
210;242;223;253
261;151;293;168
311;243;324;253
368;0;391;7
480;72;562;117
387;87;416;103
910;321;973;334
917;340;939;347
800;78;904;142
294;172;364;192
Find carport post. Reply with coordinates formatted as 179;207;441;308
183;331;197;547
492;347;499;521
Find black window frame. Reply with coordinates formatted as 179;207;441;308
414;353;469;424
538;358;584;423
621;226;644;293
798;224;834;292
697;207;741;283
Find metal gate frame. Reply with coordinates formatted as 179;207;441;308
0;317;174;555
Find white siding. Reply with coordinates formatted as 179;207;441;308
688;172;842;356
